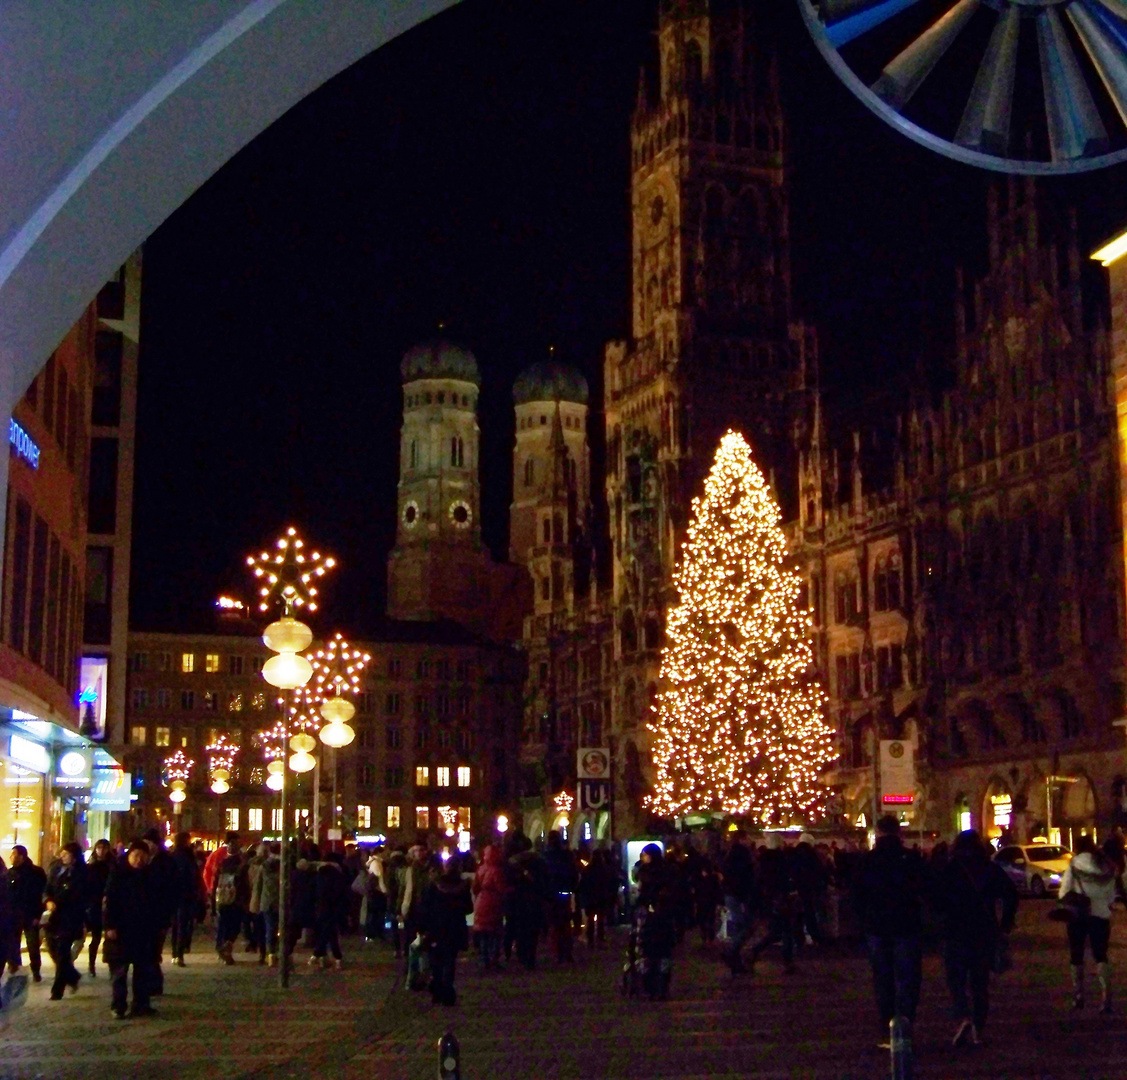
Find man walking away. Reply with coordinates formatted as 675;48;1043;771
212;839;248;965
169;832;204;966
544;831;578;963
719;831;755;973
6;846;46;983
103;842;161;1019
853;816;926;1050
421;862;472;1005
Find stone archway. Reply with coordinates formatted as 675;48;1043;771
0;1;460;545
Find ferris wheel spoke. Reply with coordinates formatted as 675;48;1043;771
822;0;926;49
871;0;981;111
1069;0;1127;127
956;4;1020;155
1038;6;1109;161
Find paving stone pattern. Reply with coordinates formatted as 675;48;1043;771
2;905;1126;1079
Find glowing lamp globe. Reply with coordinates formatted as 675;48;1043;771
289;733;316;753
319;721;355;748
267;759;285;776
262;652;313;689
169;779;187;793
266;771;284;791
211;778;230;794
211;768;230;783
169;788;186;804
262;617;313;655
319;696;356;724
289;750;316;773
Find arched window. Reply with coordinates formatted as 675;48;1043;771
684;39;703;92
450;436;464;467
409;439;418;469
623;679;638;726
524;457;535;486
621;610;638;654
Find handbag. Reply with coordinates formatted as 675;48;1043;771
1049;871;1091;923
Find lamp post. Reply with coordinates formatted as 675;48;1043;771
164;751;194;821
248;527;334;987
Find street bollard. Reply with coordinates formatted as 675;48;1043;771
889;1016;913;1080
438;1031;460;1080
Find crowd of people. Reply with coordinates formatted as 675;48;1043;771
1;817;1124;1045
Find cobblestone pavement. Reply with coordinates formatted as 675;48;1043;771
2;905;1126;1079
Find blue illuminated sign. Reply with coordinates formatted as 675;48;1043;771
9;419;40;469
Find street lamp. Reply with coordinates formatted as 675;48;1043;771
164;751;194;816
206;735;238;796
248;527;335;988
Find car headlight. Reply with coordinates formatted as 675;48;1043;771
1049;874;1061;883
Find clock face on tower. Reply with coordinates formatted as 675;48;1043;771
449;500;472;528
402;500;419;527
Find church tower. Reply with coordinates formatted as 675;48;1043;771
603;0;813;829
387;339;492;626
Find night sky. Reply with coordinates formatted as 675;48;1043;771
132;0;1127;636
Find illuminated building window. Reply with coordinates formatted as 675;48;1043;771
459;806;471;829
180;735;189;748
205;654;220;673
247;808;263;832
415;806;429;830
251;693;265;711
130;725;146;745
181;653;195;673
203;691;219;712
131;688;149;710
387;805;401;829
436;766;450;788
155;727;170;747
225;808;239;832
457;766;471;788
228;694;244;713
271;808;283;830
357;804;371;830
416;766;429;786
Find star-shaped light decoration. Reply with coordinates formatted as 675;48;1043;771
246;527;336;615
312;633;372;700
206;734;239;794
255;721;287;762
164;750;194;785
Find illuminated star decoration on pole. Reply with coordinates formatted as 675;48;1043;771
312;633;372;701
206;734;239;795
256;721;287;762
246;527;336;616
164;750;194;805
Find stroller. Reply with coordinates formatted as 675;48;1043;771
620;903;674;1000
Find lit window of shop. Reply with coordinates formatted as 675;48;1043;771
205;653;220;673
416;766;429;786
357;805;371;829
155;727;170;747
0;746;47;866
271;808;283;830
387;805;401;829
181;653;195;673
130;725;147;745
415;806;430;830
247;808;263;832
457;766;471;788
225;808;239;831
436;767;450;787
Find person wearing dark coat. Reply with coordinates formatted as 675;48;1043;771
311;860;348;968
933;829;1018;1047
506;835;547;970
212;843;250;965
84;839;113;977
6;845;47;981
420;864;472;1005
853;815;927;1048
103;842;161;1018
142;829;175;994
578;850;618;948
169;832;204;966
543;831;578;962
719;831;756;972
0;855;17;977
284;855;317;967
43;842;87;999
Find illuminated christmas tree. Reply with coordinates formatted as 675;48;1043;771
648;431;835;824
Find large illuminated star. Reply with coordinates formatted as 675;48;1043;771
246;527;336;615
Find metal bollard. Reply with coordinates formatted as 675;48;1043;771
438;1031;460;1080
889;1016;913;1080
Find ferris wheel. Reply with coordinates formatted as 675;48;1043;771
798;0;1127;173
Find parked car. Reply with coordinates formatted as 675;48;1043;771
995;844;1071;897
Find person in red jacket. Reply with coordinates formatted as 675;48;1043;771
472;845;507;969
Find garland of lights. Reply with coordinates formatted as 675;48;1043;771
647;431;836;825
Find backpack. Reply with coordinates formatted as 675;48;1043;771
216;869;238;908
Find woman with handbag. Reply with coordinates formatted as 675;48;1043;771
932;830;1018;1048
1058;834;1121;1012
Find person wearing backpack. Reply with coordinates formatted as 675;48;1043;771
1058;834;1122;1012
212;840;248;965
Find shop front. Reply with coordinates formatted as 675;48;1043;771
1;710;126;862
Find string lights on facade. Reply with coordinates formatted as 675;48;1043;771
648;431;836;825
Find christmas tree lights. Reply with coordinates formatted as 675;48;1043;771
648;431;835;824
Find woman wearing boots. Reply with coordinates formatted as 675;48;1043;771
1059;835;1123;1013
